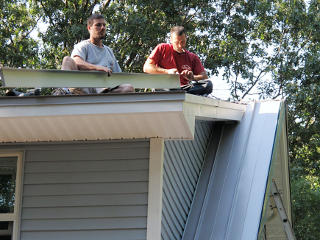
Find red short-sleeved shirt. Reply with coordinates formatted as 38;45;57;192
148;43;205;85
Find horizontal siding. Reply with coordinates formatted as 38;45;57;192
21;229;147;240
161;121;214;240
24;170;148;184
23;182;148;196
22;205;147;219
21;140;149;240
23;193;148;208
24;145;149;162
24;159;148;173
21;217;147;231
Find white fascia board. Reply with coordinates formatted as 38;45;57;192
182;94;246;136
185;94;245;109
0;100;183;118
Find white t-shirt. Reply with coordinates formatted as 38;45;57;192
71;39;122;73
70;40;122;93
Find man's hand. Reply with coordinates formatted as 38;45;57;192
96;66;112;76
166;68;179;74
73;56;113;76
181;70;194;81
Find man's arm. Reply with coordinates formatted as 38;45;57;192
144;57;208;81
195;71;208;80
73;56;112;74
143;58;178;74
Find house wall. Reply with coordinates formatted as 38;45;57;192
5;140;149;240
161;120;214;240
259;102;292;240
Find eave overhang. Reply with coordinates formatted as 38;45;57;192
0;92;246;143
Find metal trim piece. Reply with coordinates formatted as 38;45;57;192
0;67;180;89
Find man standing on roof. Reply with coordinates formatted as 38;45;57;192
57;14;134;95
143;26;212;95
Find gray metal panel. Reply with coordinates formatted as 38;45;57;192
161;120;214;240
182;124;223;240
181;101;282;240
1;67;180;88
20;140;149;240
228;102;281;240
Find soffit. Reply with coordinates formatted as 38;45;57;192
0;92;246;143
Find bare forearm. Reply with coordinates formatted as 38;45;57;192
193;72;208;81
143;61;168;74
73;56;111;73
73;57;100;71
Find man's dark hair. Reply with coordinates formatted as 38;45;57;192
170;26;185;36
87;14;105;27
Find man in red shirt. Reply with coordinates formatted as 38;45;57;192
143;26;212;95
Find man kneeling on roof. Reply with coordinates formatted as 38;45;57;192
54;13;134;95
143;26;212;96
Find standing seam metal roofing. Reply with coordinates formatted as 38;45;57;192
182;101;290;240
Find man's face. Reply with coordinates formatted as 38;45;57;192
88;18;106;40
170;33;187;53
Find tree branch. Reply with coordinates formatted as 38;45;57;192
102;0;112;11
39;1;54;25
240;68;266;99
234;74;239;100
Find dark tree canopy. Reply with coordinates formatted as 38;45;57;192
1;1;320;238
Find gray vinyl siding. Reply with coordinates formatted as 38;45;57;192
20;141;149;240
161;120;214;240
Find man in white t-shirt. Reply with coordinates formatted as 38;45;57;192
58;14;134;95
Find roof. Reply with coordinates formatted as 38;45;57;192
0;92;246;143
182;100;291;240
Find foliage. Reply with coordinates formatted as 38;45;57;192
0;0;39;69
291;176;320;240
0;174;16;213
30;0;100;68
283;2;320;237
101;0;217;72
1;0;320;238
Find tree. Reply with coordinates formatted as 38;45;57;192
0;0;40;95
290;176;320;240
0;0;39;68
30;0;100;68
1;1;320;238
